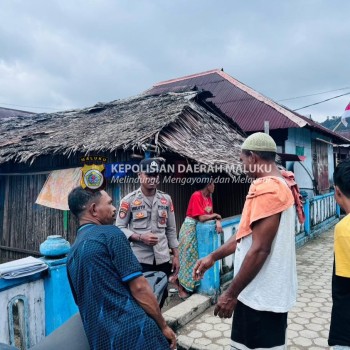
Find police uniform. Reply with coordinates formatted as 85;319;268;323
116;188;178;266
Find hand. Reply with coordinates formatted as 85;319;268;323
140;233;159;246
214;290;237;318
171;255;180;276
161;325;177;349
214;213;222;220
193;255;215;281
216;221;223;234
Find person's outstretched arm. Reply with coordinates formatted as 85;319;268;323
129;276;176;349
197;213;221;222
193;234;237;280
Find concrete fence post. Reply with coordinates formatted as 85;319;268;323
303;199;311;235
40;235;78;335
336;203;341;218
196;221;220;296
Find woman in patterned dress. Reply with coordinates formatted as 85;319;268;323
176;175;223;299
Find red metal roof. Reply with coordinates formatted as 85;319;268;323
147;69;349;144
338;130;350;139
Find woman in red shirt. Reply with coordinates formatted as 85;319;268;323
176;175;222;299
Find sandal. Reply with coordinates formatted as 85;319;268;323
178;283;190;300
179;294;190;301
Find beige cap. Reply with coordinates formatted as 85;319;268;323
241;132;277;152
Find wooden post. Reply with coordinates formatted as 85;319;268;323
304;199;311;235
63;210;69;239
264;121;270;135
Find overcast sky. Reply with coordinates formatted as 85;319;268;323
1;0;350;123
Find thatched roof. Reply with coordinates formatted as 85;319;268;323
0;91;245;173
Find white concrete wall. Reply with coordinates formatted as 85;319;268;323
286;128;335;197
285;128;313;170
328;143;335;187
286;128;314;198
0;279;45;348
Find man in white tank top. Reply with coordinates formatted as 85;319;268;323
194;132;297;350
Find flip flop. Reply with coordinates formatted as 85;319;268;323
178;293;190;301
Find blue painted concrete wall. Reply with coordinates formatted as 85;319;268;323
196;221;220;296
41;257;78;335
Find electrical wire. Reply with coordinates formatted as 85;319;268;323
278;87;350;102
1;87;350;113
292;92;350;112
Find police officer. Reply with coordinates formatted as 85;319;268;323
116;158;179;308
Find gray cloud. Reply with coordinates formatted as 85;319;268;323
0;0;349;122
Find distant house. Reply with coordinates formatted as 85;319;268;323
147;69;350;197
0;91;246;262
321;116;350;162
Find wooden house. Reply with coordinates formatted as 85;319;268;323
0;91;247;262
147;69;350;198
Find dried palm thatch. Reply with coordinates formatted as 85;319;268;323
0;91;245;174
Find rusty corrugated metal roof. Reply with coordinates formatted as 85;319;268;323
146;69;350;144
338;130;350;139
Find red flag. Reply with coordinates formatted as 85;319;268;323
341;102;350;127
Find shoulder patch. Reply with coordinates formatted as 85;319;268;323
120;201;130;211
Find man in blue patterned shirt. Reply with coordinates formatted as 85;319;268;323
67;187;176;350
